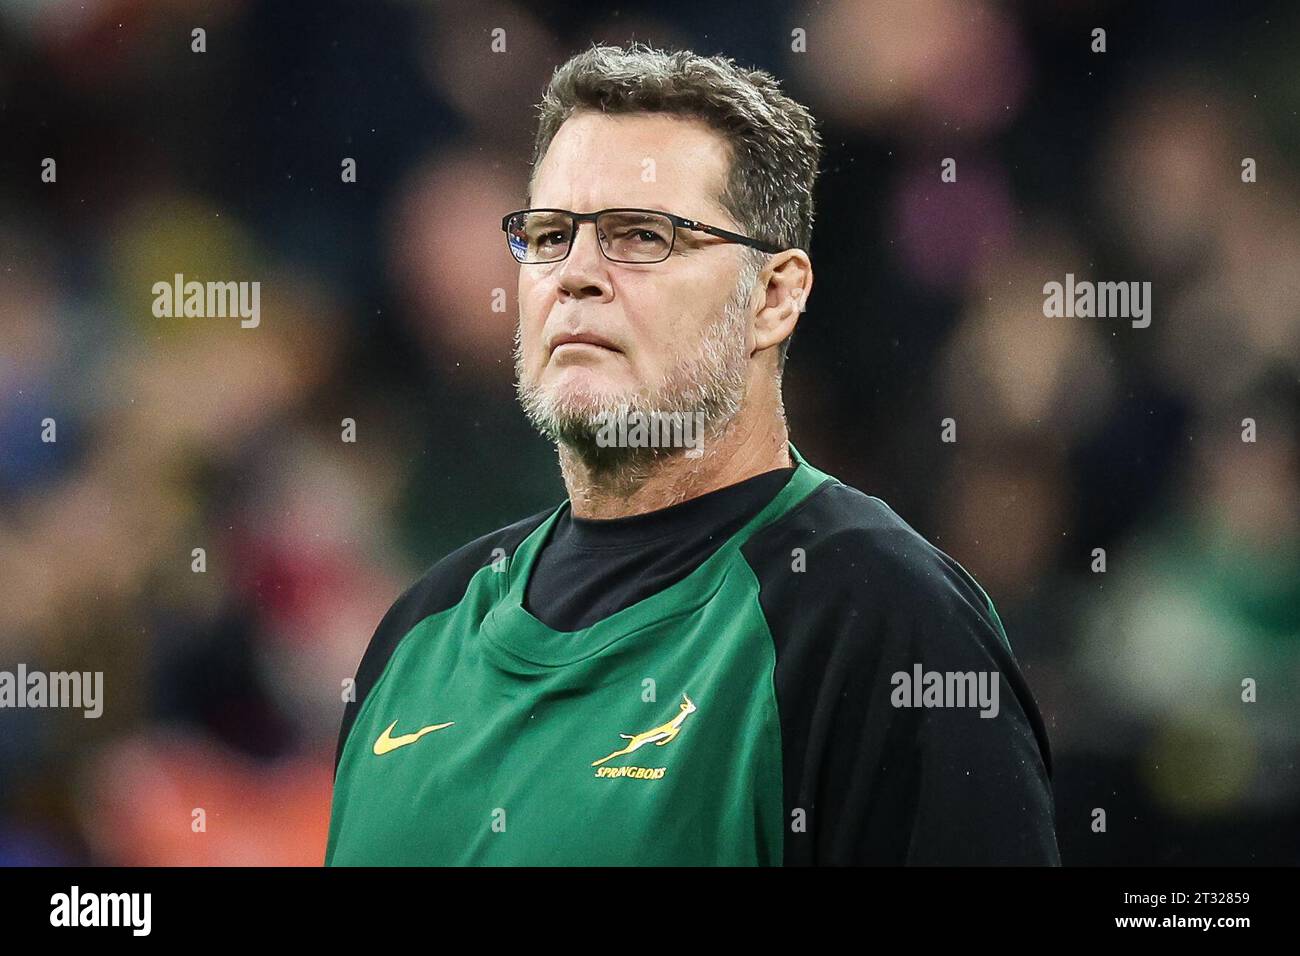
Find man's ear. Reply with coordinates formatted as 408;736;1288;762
752;249;813;357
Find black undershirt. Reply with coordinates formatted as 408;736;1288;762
524;466;797;631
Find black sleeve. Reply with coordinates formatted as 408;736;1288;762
333;508;552;776
743;482;1060;865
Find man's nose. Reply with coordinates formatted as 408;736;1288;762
556;220;613;301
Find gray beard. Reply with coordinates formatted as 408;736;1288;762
514;275;752;475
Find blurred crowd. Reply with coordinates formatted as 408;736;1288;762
1;0;1296;865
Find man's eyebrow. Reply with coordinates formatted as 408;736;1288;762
607;210;666;222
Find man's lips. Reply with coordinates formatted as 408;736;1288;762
549;332;621;354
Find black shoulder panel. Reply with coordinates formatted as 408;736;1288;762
742;481;1059;865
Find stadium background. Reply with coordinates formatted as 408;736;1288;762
1;0;1297;865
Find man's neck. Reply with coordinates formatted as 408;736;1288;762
558;411;791;519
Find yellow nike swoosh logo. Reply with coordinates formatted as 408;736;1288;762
373;719;455;755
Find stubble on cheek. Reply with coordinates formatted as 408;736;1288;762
513;259;753;453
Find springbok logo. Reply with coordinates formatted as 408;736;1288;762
591;694;697;767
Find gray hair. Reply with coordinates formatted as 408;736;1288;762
529;43;822;365
531;42;821;251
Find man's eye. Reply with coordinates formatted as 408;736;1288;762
611;227;667;244
536;231;567;246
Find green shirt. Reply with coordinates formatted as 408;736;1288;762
326;444;1058;865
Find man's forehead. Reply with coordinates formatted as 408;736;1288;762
530;111;732;217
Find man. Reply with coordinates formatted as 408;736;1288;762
326;43;1059;866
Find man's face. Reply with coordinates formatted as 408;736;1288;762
514;111;755;451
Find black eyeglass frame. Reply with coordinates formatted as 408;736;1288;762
501;207;785;264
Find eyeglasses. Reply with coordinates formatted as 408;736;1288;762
501;207;784;264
